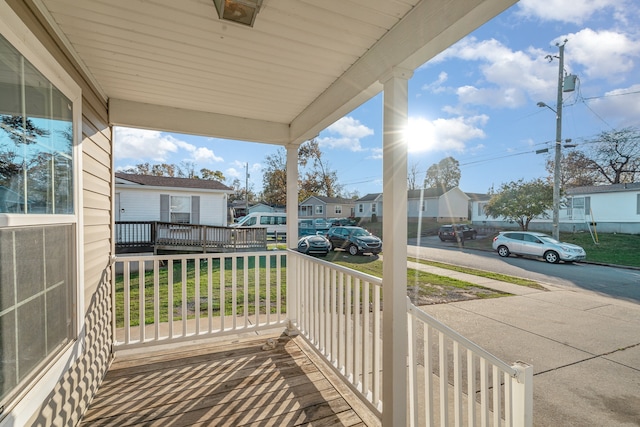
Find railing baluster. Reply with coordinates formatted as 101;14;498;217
439;332;449;426
266;254;271;325
468;349;477;427
493;365;501;427
353;277;361;391
424;322;434;427
207;257;213;333
193;258;201;335
362;280;370;396
331;268;337;365
154;259;160;341
324;265;331;358
123;261;130;345
337;271;345;374
408;314;418;427
504;371;512;426
138;260;145;343
319;264;325;352
346;275;353;382
232;255;237;330
481;357;489;427
167;260;174;339
243;255;249;328
276;253;282;323
181;259;187;337
454;341;462;427
254;255;260;326
373;284;381;409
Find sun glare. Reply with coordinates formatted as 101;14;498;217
405;117;436;153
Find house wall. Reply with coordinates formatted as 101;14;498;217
408;198;437;218
471;192;640;234
4;1;113;426
357;200;382;219
117;187;228;226
437;190;469;220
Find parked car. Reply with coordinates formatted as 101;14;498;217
327;217;357;227
492;231;586;264
326;226;382;255
297;234;331;257
438;224;477;241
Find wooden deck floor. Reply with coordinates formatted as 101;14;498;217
81;332;380;426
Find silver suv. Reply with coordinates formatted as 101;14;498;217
492;231;586;264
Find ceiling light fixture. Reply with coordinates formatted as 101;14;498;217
212;0;263;27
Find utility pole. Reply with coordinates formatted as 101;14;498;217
552;42;565;241
538;40;575;240
245;162;249;214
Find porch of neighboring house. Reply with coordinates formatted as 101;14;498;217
84;250;532;426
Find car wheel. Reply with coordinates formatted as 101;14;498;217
497;245;510;257
439;237;445;242
348;244;359;256
327;241;333;251
544;251;560;264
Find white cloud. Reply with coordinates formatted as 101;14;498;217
225;167;241;179
406;115;488;154
367;147;383;160
430;38;556;108
421;71;449;93
317;116;373;151
561;29;640;81
114;127;222;163
516;0;623;25
588;84;640;128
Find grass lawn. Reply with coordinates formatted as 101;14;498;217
114;256;287;327
324;250;511;305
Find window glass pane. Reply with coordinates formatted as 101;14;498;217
0;34;73;214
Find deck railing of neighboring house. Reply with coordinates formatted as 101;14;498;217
112;250;532;425
115;221;268;252
112;251;287;349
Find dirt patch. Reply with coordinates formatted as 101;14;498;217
406;284;508;305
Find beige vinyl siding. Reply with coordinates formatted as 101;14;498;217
6;1;114;425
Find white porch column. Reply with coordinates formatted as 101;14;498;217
381;67;412;426
285;144;299;331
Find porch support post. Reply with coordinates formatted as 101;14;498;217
381;67;412;425
285;144;299;333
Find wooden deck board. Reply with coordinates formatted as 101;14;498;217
81;333;380;426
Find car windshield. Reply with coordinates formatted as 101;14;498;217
351;228;371;237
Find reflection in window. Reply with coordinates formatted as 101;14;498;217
170;195;190;223
0;35;73;214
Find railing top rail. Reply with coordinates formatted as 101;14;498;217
114;250;287;263
407;299;517;377
287;249;383;286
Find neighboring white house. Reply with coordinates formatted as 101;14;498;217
115;173;233;226
356;193;383;220
299;196;356;219
357;187;470;221
470;183;640;234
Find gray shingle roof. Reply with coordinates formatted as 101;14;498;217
566;183;640;195
115;173;232;191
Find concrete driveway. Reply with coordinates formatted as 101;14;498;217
419;281;640;426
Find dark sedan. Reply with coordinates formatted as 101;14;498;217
297;234;331;256
326;226;382;255
438;224;477;241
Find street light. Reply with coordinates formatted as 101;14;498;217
537;40;576;240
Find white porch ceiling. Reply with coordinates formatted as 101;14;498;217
34;0;517;146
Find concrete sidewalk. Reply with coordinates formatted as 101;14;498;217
410;261;640;426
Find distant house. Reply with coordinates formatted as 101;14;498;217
356;193;383;220
470;183;640;234
299;195;356;219
115;173;233;226
407;187;470;221
249;202;285;214
356;187;470;221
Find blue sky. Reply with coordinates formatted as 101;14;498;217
114;0;640;197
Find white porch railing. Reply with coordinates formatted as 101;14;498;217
112;250;532;425
290;250;384;415
112;251;287;350
408;300;533;427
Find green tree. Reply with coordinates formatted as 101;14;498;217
546;150;599;189
484;178;553;231
299;139;341;199
200;168;225;181
424;156;460;189
262;149;287;206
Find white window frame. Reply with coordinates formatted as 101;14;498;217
335;205;342;214
315;205;323;215
0;4;83;423
371;203;376;213
358;204;363;213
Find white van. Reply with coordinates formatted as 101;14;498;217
233;212;287;235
